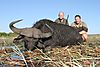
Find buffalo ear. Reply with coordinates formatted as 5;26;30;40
19;28;52;38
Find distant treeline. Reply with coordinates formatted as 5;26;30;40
0;32;17;37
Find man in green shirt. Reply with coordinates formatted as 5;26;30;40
71;15;88;42
55;12;69;25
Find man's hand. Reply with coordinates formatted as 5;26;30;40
79;30;87;34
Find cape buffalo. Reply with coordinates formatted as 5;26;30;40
9;19;83;51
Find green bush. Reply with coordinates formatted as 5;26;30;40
0;32;17;37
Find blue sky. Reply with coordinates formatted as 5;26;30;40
0;0;100;34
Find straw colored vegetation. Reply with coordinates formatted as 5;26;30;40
0;34;100;67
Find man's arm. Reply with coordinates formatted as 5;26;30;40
82;22;88;32
79;22;88;34
82;26;88;32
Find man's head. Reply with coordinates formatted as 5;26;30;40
58;12;65;19
75;15;81;24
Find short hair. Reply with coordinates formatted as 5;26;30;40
58;11;64;16
75;15;81;19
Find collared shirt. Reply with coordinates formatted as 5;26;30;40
71;21;88;32
55;18;69;25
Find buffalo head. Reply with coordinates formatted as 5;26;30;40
9;19;53;50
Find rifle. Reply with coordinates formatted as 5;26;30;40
67;14;69;22
66;14;69;25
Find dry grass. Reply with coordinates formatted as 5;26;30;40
0;34;100;67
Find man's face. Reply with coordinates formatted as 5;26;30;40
59;12;64;19
75;17;81;24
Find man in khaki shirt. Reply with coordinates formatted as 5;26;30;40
55;12;69;25
71;15;88;42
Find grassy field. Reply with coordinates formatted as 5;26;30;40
0;34;100;67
